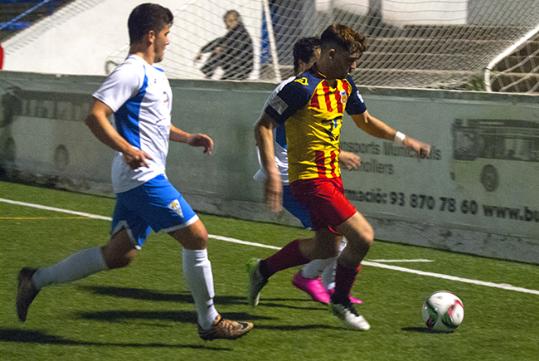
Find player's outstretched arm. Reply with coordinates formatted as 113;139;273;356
84;99;152;169
169;124;214;154
254;113;282;213
352;111;431;158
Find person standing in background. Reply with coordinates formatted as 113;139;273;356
195;10;254;80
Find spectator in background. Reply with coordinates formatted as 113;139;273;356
195;10;254;80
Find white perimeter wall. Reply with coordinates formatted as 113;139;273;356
1;72;538;264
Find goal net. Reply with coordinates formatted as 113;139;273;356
105;0;539;92
486;25;539;93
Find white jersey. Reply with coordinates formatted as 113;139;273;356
93;55;173;193
253;76;295;185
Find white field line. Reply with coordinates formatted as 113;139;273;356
0;198;111;220
360;261;539;296
2;197;539;296
209;235;280;250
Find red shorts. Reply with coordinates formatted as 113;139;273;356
290;177;356;233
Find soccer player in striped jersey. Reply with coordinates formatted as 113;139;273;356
250;24;431;330
16;3;252;341
254;37;363;305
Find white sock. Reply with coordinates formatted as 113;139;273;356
301;258;335;279
322;238;348;290
32;247;107;289
182;249;219;330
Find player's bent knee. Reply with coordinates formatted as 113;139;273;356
102;230;138;269
106;256;131;269
340;212;375;248
363;225;375;247
184;234;208;250
170;220;209;250
357;231;374;249
102;248;137;269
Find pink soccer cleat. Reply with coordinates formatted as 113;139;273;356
328;288;363;305
292;272;331;304
348;295;363;305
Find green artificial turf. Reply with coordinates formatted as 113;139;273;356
1;181;538;360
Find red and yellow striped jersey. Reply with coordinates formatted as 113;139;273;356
265;70;367;183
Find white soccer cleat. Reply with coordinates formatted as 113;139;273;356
330;301;371;331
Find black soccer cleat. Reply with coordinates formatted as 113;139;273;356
16;267;40;322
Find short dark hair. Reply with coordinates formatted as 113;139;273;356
128;3;173;44
320;24;367;55
293;37;320;74
224;9;242;23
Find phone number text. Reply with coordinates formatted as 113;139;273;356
345;190;479;214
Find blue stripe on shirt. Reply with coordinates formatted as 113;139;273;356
275;125;287;149
114;71;149;148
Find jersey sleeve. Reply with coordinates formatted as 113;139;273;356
345;76;367;115
263;80;311;124
92;63;143;112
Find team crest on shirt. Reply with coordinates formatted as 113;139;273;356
340;90;348;104
168;199;183;217
295;77;308;86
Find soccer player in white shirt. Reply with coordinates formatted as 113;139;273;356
254;37;362;305
16;3;253;341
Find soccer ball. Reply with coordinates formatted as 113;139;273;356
421;291;464;331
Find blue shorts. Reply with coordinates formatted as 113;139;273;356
111;174;198;249
283;184;312;229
